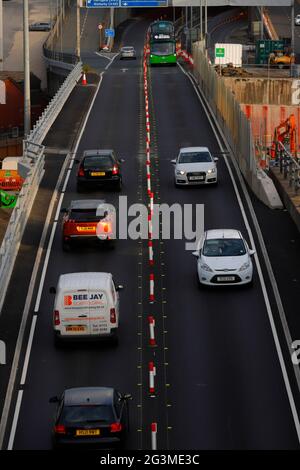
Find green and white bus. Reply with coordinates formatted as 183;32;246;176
148;20;177;66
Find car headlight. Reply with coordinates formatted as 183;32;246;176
176;170;186;176
239;261;250;272
200;263;213;273
207;168;216;174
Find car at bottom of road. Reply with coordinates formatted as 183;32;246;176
295;14;300;25
193;229;255;286
76;149;123;192
61;199;116;251
50;272;123;344
29;22;52;31
171;146;218;186
120;46;136;59
50;387;131;448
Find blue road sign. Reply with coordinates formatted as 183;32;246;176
86;0;120;7
105;29;115;38
87;0;168;6
121;0;167;5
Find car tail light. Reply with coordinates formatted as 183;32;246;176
112;165;119;175
110;422;122;433
78;166;85;177
54;310;60;326
54;424;66;434
100;221;111;233
110;308;116;324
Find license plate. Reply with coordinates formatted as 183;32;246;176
91;171;105;176
217;276;235;282
76;429;100;436
66;325;86;332
189;176;204;181
76;226;96;232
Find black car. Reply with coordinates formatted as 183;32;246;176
51;387;131;448
29;22;52;31
76;149;123;192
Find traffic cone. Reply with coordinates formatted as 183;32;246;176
82;73;87;86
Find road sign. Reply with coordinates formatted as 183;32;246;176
215;47;225;58
87;0;168;6
87;0;120;7
121;0;168;5
105;29;115;38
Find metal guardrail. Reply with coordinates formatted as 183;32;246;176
28;61;82;146
0;61;83;313
272;141;300;193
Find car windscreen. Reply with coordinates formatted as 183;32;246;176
83;155;113;169
61;405;115;424
203;239;246;257
69;208;106;221
179;152;212;164
151;42;175;56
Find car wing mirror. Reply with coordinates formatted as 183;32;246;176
49;286;56;294
214;157;219;162
116;285;124;291
74;159;80;164
118;158;125;163
171;159;176;164
49;396;59;403
192;251;199;257
249;249;256;256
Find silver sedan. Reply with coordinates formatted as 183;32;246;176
120;46;136;60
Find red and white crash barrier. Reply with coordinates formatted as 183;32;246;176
148;315;156;345
148;240;154;266
149;273;154;302
149;361;156;394
151;422;157;450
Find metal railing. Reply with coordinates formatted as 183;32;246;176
273;141;300;193
0;61;83;313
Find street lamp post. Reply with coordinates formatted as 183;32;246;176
23;0;31;137
76;0;80;59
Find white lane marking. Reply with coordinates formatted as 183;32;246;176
178;62;300;442
20;315;37;386
7;390;23;451
95;51;118;61
2;71;108;450
105;53;119;70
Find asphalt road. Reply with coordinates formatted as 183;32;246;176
2;18;300;450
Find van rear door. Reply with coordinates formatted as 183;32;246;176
60;290;91;336
88;290;109;335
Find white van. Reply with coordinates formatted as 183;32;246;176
50;272;123;344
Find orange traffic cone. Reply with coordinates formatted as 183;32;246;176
82;73;87;86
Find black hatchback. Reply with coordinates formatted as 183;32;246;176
51;387;131;448
76;150;123;192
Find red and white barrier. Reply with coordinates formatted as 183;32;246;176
148;315;156;345
149;273;154;302
151;422;157;450
148;240;154;266
149;361;156;394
